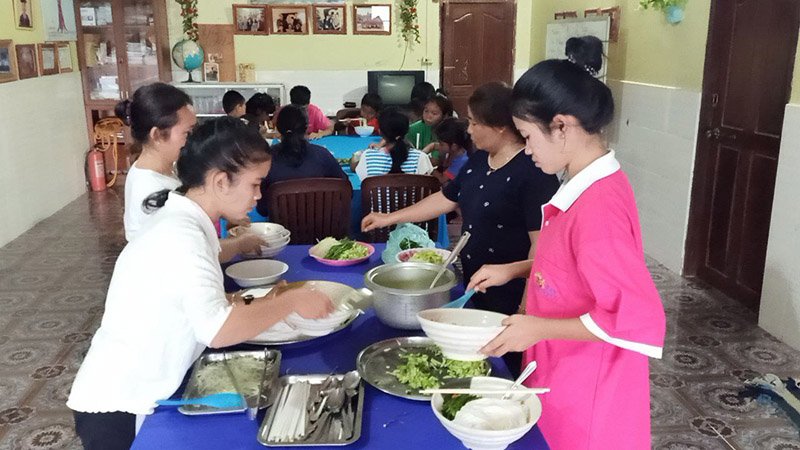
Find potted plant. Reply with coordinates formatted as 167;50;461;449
639;0;688;24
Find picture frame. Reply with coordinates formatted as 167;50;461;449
15;44;38;79
79;6;96;26
13;0;34;30
57;42;72;73
0;40;18;83
269;5;311;35
41;0;78;41
38;43;59;75
203;62;219;82
313;4;346;35
353;4;391;35
232;4;268;35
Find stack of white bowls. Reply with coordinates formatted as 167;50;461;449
229;223;291;258
417;308;508;361
430;376;542;450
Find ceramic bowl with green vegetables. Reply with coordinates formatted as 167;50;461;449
309;237;375;266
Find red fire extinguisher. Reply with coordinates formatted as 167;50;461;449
86;146;107;192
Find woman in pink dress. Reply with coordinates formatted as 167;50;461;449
470;36;666;449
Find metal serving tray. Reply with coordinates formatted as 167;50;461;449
257;374;364;446
179;349;281;416
356;336;491;401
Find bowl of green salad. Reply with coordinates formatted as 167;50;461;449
395;248;452;264
309;237;375;266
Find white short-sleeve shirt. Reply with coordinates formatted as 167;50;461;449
67;193;231;415
124;162;181;241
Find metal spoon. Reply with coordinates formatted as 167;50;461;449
502;361;538;400
428;231;471;289
341;371;362;439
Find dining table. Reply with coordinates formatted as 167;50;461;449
131;244;548;450
227;135;450;248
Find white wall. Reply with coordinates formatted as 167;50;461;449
760;103;800;349
606;80;702;273
0;72;90;247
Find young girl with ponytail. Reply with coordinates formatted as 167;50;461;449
118;83;262;260
68;117;334;449
354;107;433;180
472;36;666;448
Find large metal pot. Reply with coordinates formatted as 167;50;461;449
364;262;457;330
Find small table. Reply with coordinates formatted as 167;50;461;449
131;244;547;449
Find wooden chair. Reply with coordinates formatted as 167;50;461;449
265;178;353;244
360;174;441;243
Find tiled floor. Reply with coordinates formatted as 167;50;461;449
1;188;800;449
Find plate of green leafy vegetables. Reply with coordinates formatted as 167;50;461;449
309;237;374;266
356;337;491;401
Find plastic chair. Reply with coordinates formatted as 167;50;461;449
265;178;353;244
360;174;441;243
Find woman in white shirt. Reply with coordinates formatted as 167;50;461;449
68;117;333;449
355;108;433;180
120;83;261;260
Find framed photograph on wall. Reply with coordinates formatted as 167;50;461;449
0;40;18;83
13;0;34;30
313;4;345;35
57;42;72;72
38;43;59;75
15;44;38;79
41;0;78;41
270;5;310;34
233;4;268;35
203;62;219;82
353;4;391;35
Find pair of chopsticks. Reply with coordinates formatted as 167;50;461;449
419;387;550;396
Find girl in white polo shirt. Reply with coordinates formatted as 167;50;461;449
68;117;333;449
120;83;262;261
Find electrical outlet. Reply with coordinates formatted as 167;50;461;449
420;57;433;66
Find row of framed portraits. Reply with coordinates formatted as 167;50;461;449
0;40;74;84
233;3;391;36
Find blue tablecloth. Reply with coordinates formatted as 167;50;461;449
132;244;547;450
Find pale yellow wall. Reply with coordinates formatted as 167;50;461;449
0;0;88;247
167;0;533;73
529;0;711;90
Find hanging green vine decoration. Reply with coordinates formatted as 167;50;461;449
176;0;199;41
399;0;420;45
638;0;687;11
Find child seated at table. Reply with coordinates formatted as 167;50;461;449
343;93;382;135
410;94;454;167
277;85;334;139
256;104;348;217
355;107;434;180
67;117;334;450
222;90;246;118
436;118;474;181
242;92;277;139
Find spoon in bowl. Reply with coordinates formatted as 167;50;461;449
502;361;538;400
428;232;471;289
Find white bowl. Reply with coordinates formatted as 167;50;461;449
225;259;289;287
354;125;374;137
229;222;292;256
417;309;508;361
396;248;452;264
283;280;361;332
431;376;542;450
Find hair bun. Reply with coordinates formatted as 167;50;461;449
565;36;604;76
114;99;133;125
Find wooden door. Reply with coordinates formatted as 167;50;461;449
685;0;800;311
440;0;515;116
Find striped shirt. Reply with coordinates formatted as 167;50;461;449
355;147;434;180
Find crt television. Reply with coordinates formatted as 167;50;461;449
367;70;426;107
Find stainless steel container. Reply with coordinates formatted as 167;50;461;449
363;262;457;330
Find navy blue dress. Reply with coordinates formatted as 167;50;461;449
442;150;560;315
257;142;348;217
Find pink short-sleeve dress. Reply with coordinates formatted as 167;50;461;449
523;151;666;450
